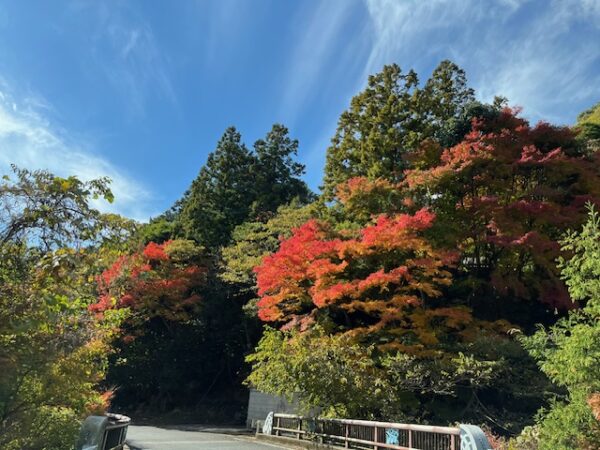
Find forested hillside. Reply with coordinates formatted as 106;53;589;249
2;60;599;450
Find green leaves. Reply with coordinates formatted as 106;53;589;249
520;205;600;448
0;166;120;250
322;60;475;198
177;125;312;251
246;327;387;418
0;165;130;449
558;204;600;306
221;201;315;289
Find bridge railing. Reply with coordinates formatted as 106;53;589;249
269;413;461;450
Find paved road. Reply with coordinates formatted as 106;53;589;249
126;425;291;450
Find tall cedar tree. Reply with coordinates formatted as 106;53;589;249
322;60;474;197
121;124;311;412
252;124;311;218
177;125;310;250
179;127;256;250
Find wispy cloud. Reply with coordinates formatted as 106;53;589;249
68;2;176;116
278;1;355;125
363;0;600;124
0;84;155;221
475;0;600;123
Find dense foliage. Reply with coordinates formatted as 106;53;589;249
91;240;205;325
0;167;131;450
221;201;316;294
249;98;600;433
254;207;459;340
250;172;552;429
575;102;600;152
520;205;600;449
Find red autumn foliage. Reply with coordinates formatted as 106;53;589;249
90;241;205;324
143;241;169;261
405;107;600;310
254;208;485;351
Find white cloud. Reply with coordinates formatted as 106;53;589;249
278;1;355;125
474;0;600;123
363;0;485;76
362;0;600;124
106;24;176;116
0;86;155;221
68;2;176;116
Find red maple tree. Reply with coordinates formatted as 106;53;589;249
254;207;492;352
405;107;600;310
91;240;205;324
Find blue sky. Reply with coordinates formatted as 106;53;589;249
0;0;598;221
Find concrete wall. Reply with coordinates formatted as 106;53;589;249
246;389;299;428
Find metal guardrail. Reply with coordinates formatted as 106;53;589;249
266;413;461;450
76;413;130;450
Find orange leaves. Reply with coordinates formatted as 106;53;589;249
334;177;406;220
517;145;564;164
336;177;400;206
254;208;457;341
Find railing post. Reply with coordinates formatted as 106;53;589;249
275;416;280;436
318;418;323;444
297;417;302;440
408;428;413;449
374;425;379;450
345;423;349;448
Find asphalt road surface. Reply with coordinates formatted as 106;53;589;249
126;425;292;450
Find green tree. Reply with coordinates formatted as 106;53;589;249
138;214;178;245
252;124;312;218
521;205;600;449
246;327;513;423
322;60;475;197
246;327;391;418
421;59;475;143
0;167;130;450
178;127;256;250
575;101;600;153
178;125;312;251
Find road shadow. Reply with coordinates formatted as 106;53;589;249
130;423;253;435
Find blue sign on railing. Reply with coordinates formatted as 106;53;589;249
385;428;400;445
